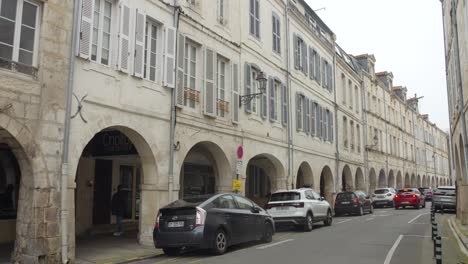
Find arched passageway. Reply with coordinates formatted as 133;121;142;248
246;154;283;208
368;168;377;194
378;169;386;188
417;175;422;187
320;166;334;205
296;162;313;189
404;173;410;187
411;174;416;187
388;170;395;188
396;171;403;189
355;168;365;191
342;165;354;191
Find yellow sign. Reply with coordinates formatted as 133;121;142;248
233;179;242;191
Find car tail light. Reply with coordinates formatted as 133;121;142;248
395;194;398;198
387;193;392;196
412;194;416;198
290;202;304;208
155;211;161;229
353;197;359;205
195;207;207;227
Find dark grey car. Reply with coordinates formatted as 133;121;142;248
433;186;456;212
153;193;275;255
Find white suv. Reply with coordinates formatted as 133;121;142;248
266;188;332;231
372;188;396;208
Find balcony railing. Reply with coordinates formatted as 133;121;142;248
184;87;200;103
0;58;38;79
217;99;230;113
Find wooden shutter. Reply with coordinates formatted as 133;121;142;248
133;9;146;78
204;48;216;117
293;34;299;69
164;26;176;88
316;54;321;84
328;64;333;92
305;97;310;135
296;93;301;131
330;111;334;142
118;3;131;73
309;47;314;79
269;78;275;122
244;63;252;113
321;59;326;88
78;0;94;59
282;84;288;127
175;34;185;106
261;77;268;119
321;106;326;140
232;63;239;124
318;105;322;139
302;43;308;75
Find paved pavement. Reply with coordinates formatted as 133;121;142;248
130;203;467;264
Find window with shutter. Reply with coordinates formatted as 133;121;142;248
323;107;328;141
321;59;326;88
305;97;310;135
328;64;333;92
318;105;323;139
204;47;216;117
329;111;334;142
343;117;348;148
315;54;321;84
79;0;94;59
260;76;268;119
216;57;228;117
133;9;146;78
311;101;316;136
315;103;320;138
296;93;301;131
293;34;299;69
249;0;260;38
282;85;288;127
301;43;308;75
269;78;275;121
143;20;160;81
90;0;113;65
350;121;354;151
244;63;252;113
232;63;239;124
175;33;185;107
118;2;130;72
272;13;281;54
309;47;314;79
164;26;176;88
183;41;198;108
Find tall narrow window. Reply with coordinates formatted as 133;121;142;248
144;21;158;81
216;57;227;117
356;125;361;153
355;85;359;113
251;68;260;114
91;0;112;65
274;81;281;121
343;117;348;148
0;0;41;70
342;74;346;105
272;13;281;54
348;80;353;109
217;0;225;23
249;0;260;38
183;41;197;108
350;121;354;151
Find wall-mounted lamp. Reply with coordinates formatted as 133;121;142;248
239;71;267;107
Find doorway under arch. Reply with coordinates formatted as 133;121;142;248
342;165;354;191
320;166;334;205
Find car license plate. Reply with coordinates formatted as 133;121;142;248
168;221;184;228
378;195;385;198
277;207;289;210
341;201;350;204
401;202;410;204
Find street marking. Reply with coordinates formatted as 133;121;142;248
257;239;294;249
365;218;375;221
384;235;403;264
335;219;352;224
408;213;430;224
376;214;391;217
403;234;448;239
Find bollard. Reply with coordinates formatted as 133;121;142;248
432;223;438;240
435;235;442;264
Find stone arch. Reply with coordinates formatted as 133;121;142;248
422;175;427;187
320;166;334;205
355;167;365;191
417;175;422;187
246;153;284;207
341;165;354;191
73;125;159;246
411;174;416;187
378;169;386;188
368;168;377;194
388;170;395;188
396;171;403;189
404;173;410;187
296;161;314;189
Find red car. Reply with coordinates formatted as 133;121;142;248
394;188;426;209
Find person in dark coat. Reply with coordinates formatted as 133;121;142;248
111;185;127;236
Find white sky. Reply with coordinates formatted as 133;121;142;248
305;0;449;131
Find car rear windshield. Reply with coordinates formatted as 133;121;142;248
397;189;415;194
270;192;301;201
336;192;355;201
374;189;389;194
434;188;456;196
165;194;214;208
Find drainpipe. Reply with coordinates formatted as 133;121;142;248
284;1;293;189
168;2;182;202
61;0;79;262
451;0;468;183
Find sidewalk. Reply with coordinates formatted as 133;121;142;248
76;232;163;264
439;213;468;263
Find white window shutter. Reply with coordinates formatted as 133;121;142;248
204;48;216;117
302;43;308;75
164;26;176;88
176;34;185;107
282;84;288;127
261;78;268;120
305;97;310;135
244;63;252;113
133;9;146;78
318;106;322;139
309;47;314;79
316;55;321;84
269;78;275;122
232;63;239;124
293;34;299;69
311;101;316;136
118;3;131;73
296;93;301;131
329;111;334;142
322;106;326;140
328;64;333;92
78;0;94;59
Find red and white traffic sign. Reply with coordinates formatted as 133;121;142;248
237;146;243;159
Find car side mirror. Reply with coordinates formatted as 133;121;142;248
319;196;325;201
252;207;260;213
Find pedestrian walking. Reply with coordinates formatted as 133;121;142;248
111;185;127;236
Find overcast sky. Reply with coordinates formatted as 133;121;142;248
305;0;449;131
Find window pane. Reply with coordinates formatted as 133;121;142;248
103;17;111;33
19;26;34;51
104;1;111;17
1;0;17;20
101;49;108;64
0;18;15;44
18;49;32;65
102;33;109;49
0;43;13;60
21;2;37;28
149;67;155;81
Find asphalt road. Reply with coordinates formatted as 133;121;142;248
133;203;466;264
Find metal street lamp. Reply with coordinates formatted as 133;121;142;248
239;71;267;107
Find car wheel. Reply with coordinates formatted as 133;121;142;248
324;210;333;226
262;222;273;243
358;206;364;216
304;213;313;232
163;247;181;256
212;229;228;255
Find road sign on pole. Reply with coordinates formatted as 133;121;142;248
237;146;243;159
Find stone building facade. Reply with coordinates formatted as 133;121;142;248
440;0;468;225
0;0;450;262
